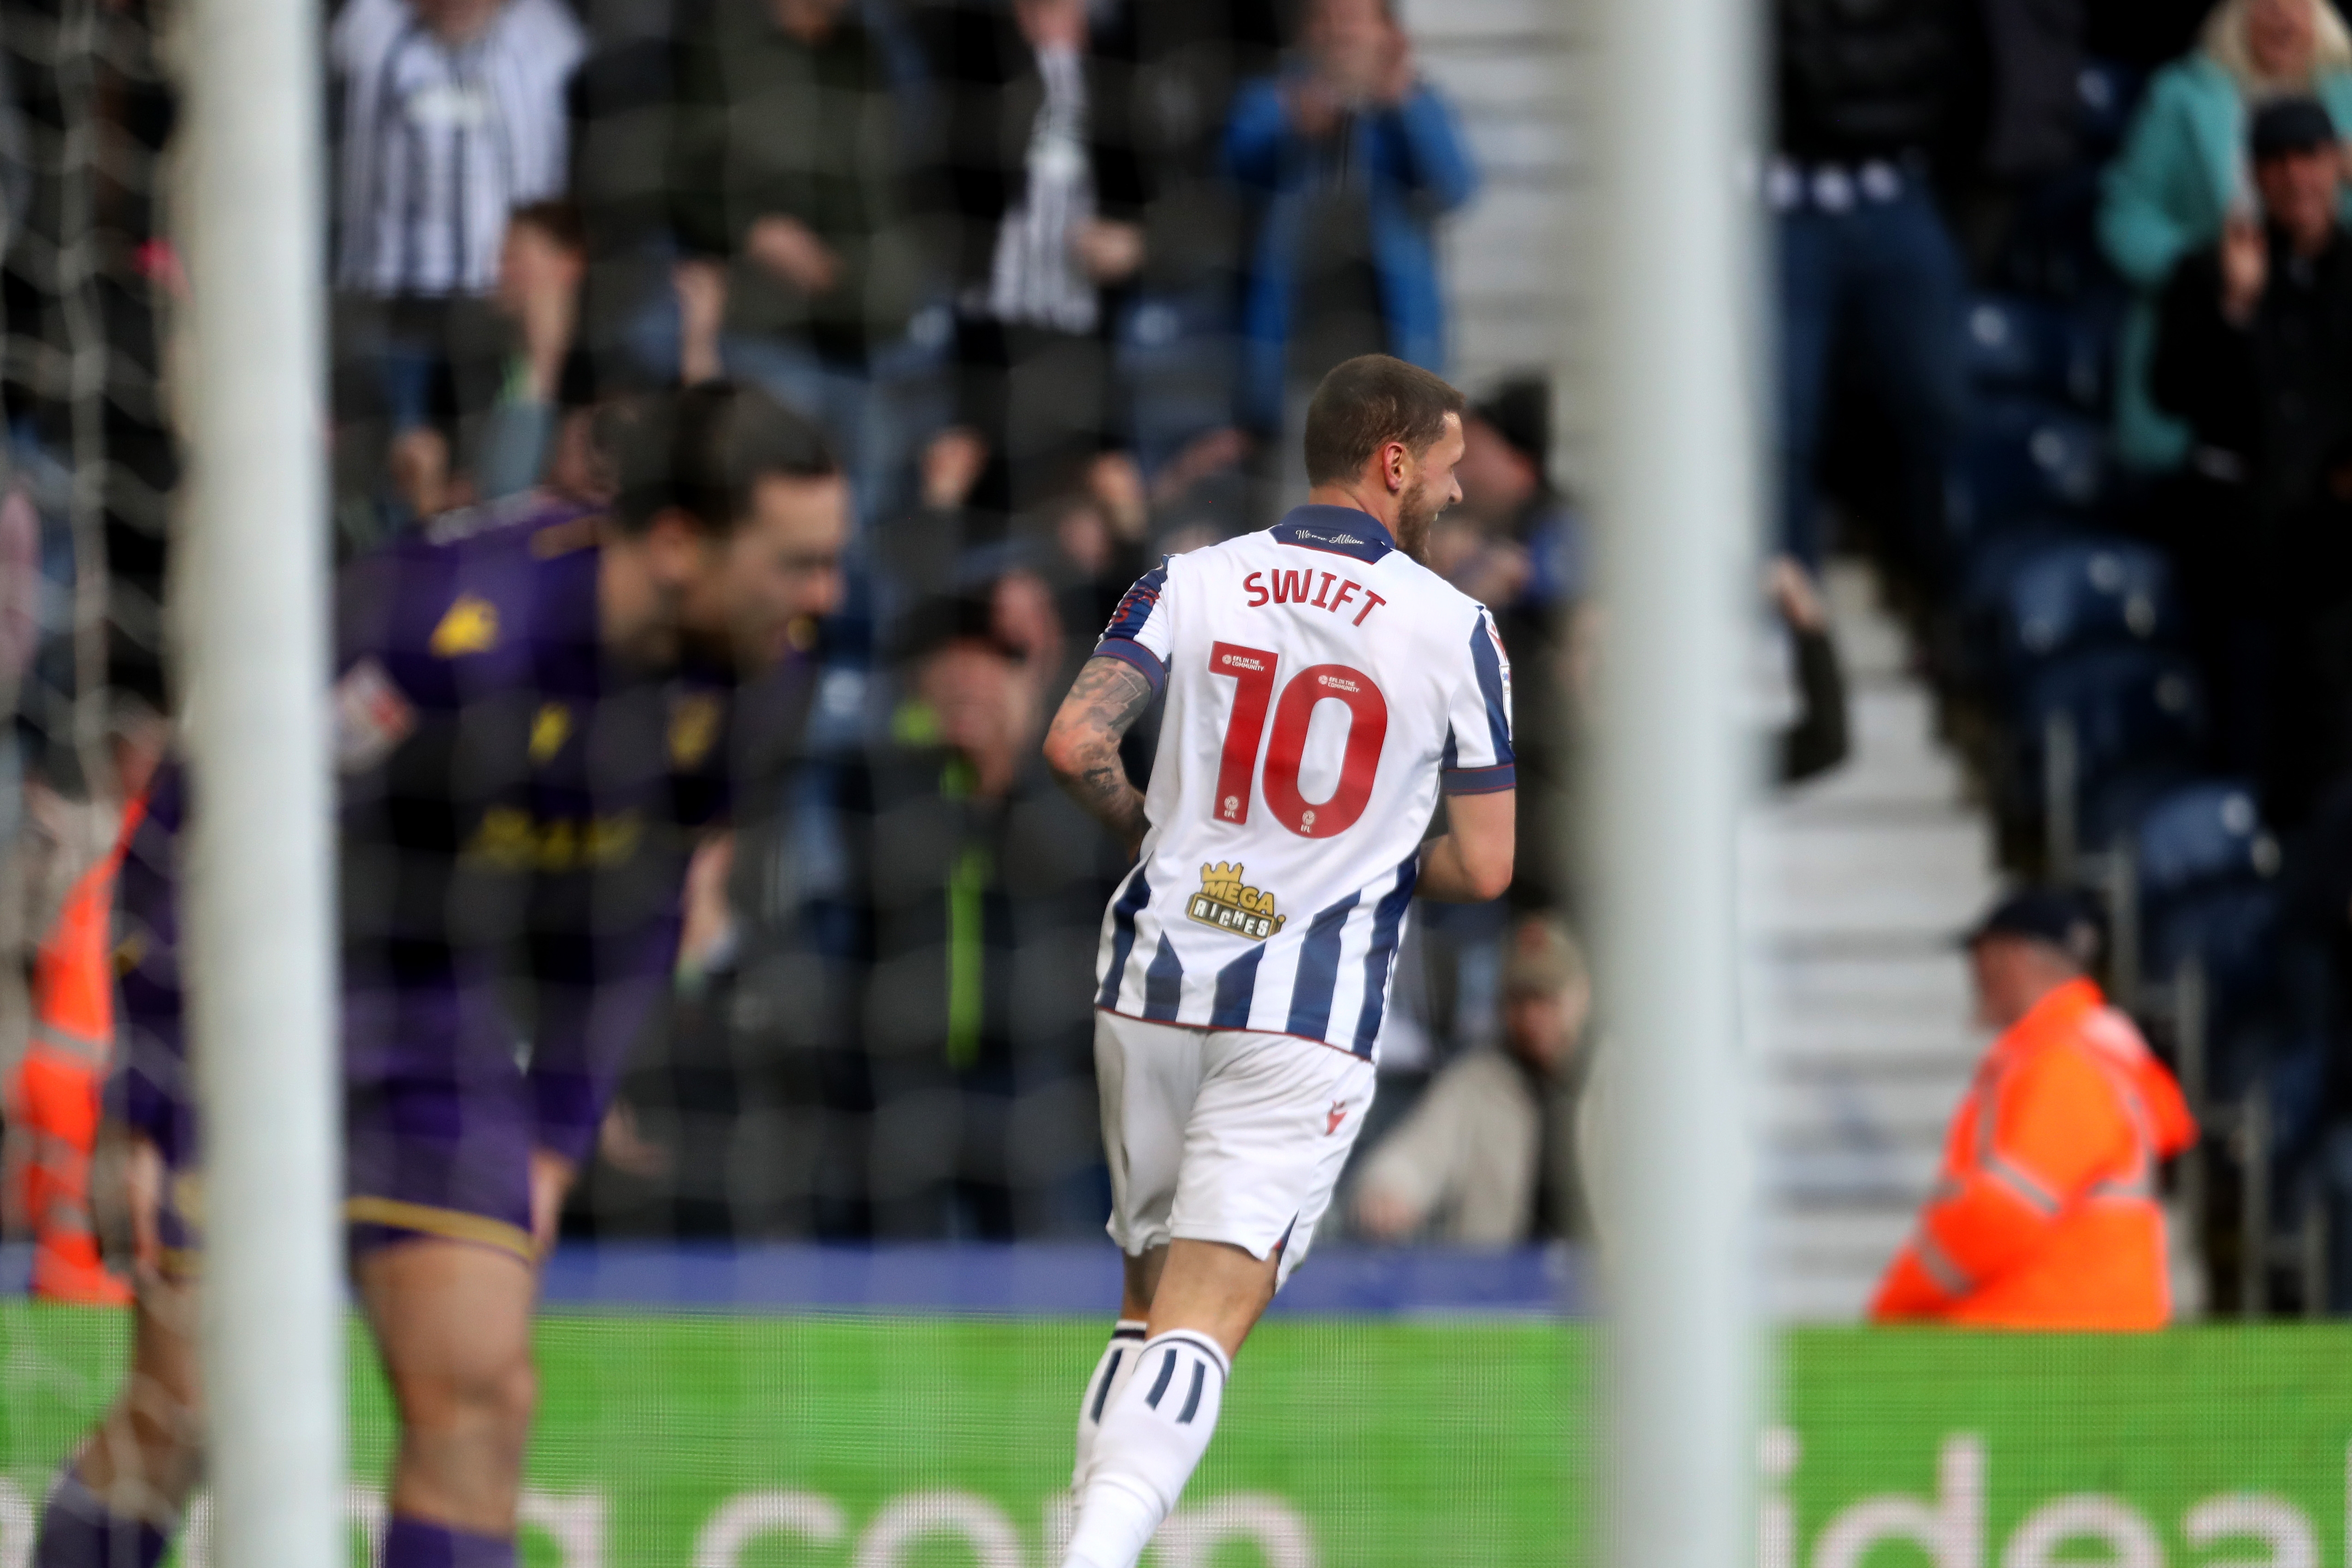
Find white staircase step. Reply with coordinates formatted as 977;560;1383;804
1747;564;1998;1321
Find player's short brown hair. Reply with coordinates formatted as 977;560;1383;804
614;381;837;535
1302;355;1466;485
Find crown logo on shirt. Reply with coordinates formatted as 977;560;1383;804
429;593;500;657
1188;862;1286;941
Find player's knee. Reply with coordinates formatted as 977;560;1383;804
396;1347;537;1445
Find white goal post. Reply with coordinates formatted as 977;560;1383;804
178;0;343;1559
1586;0;1766;1560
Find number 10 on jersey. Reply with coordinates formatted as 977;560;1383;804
1209;642;1389;840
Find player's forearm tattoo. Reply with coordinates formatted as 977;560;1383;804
1048;656;1156;852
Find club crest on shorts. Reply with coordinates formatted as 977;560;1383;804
1187;862;1286;941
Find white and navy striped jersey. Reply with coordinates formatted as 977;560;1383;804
1091;504;1515;1059
332;0;585;298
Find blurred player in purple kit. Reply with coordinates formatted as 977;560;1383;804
33;382;847;1568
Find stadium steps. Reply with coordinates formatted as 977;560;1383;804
1745;562;2002;1321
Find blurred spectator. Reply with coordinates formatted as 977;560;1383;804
1353;916;1596;1246
2151;98;2352;823
1446;376;1584;910
2267;773;2352;1307
848;586;1122;1236
670;0;919;526
2099;0;2352;476
1872;889;2196;1329
474;200;590;503
1112;2;1280;476
1769;556;1851;785
1773;0;1970;572
0;480;34;1090
1033;452;1154;666
330;0;585;527
1225;0;1475;491
925;0;1146;532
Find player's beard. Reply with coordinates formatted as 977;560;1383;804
1392;475;1447;565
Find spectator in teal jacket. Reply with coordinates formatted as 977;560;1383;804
1224;0;1477;438
2099;0;2352;473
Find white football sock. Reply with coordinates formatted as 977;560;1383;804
1073;1319;1149;1492
1061;1330;1229;1568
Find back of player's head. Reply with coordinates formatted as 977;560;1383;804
1302;355;1466;486
613;381;838;536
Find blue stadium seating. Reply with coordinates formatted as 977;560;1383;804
1947;397;2109;550
2075;59;2145;155
1962;296;2110;411
2130;779;2279;904
1988;535;2178;688
2011;645;2205;818
2144;879;2284;1082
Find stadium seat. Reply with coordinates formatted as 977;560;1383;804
2010;645;2205;824
2129;779;2280;905
1947;397;2109;547
2075;59;2146;156
2145;878;2284;1091
1987;535;2179;690
1962;295;2110;411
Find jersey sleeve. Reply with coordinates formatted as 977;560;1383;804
1092;559;1175;693
1440;605;1516;794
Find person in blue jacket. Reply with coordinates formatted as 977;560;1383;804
2100;0;2352;473
1224;0;1477;446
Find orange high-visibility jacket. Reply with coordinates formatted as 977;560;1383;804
6;794;145;1304
1871;976;2196;1330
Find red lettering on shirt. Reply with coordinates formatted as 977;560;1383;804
1312;572;1337;609
1243;571;1269;608
1353;590;1388;627
1272;569;1312;604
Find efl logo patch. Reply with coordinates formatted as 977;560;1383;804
1186;862;1287;941
333;657;416;775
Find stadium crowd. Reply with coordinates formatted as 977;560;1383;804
13;0;2352;1316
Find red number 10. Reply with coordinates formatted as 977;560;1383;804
1207;641;1389;839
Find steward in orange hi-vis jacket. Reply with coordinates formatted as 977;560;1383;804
1873;889;2196;1331
5;792;147;1305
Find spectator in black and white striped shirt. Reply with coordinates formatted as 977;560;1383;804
328;0;585;534
921;0;1148;538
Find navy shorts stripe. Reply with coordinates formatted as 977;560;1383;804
1285;891;1362;1041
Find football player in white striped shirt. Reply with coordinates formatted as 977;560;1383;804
1042;355;1516;1568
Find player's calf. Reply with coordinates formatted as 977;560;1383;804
35;1277;203;1568
1062;1330;1232;1568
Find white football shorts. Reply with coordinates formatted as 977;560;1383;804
1094;1009;1377;1289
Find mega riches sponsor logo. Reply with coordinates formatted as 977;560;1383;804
1189;863;1287;941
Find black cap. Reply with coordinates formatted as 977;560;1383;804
1963;887;2102;966
1472;376;1551;472
2251;97;2337;161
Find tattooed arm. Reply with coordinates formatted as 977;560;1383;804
1044;655;1158;858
